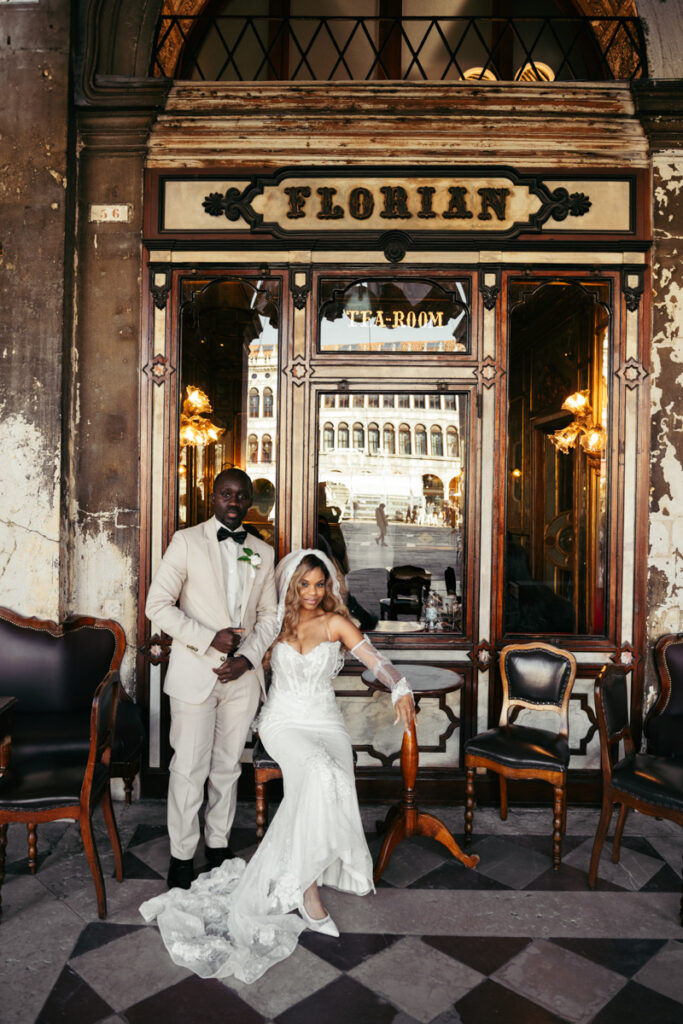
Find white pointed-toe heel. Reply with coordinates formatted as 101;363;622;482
298;903;340;938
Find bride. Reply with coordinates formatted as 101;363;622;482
140;548;415;984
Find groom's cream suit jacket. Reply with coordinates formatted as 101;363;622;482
145;518;278;704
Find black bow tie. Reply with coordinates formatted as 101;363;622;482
217;527;247;544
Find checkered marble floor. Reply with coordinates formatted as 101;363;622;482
0;801;681;1024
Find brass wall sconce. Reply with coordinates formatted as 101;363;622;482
550;391;605;455
179;387;225;447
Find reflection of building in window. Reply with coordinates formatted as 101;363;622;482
317;391;466;526
244;342;278;490
431;425;443;456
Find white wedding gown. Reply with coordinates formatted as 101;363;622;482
140;638;386;984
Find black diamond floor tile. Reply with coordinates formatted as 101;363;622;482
69;921;147;960
275;975;400;1024
423;935;532;975
299;931;402;971
640;863;683;893
409;860;510;890
549;938;668;978
116;850;164;880
525;862;622;892
455;979;570;1024
591;980;683;1024
124;976;266;1024
618;834;667;859
127;823;168;848
35;966;114;1024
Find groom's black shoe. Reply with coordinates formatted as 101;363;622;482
205;845;235;869
167;856;194;890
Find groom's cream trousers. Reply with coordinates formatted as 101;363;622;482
168;669;261;860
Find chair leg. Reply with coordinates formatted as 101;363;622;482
0;823;7;915
123;773;134;805
101;786;124;883
464;765;475;841
611;803;629;863
588;795;614;888
499;776;508;821
255;777;268;842
80;812;107;919
27;822;38;873
552;784;565;870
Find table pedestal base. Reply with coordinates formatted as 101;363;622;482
373;720;480;884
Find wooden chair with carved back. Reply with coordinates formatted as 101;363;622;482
464;641;577;869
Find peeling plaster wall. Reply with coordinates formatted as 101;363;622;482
0;2;71;620
648;153;683;685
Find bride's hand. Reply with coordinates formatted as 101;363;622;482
394;694;416;731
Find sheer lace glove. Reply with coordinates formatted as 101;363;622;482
350;637;416;728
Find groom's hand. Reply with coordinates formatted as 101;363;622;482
211;628;241;654
214;654;250;684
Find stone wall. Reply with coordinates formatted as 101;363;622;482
0;1;71;621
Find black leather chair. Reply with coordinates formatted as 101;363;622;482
464;642;577;869
0;671;124;918
589;665;683;923
645;634;683;760
379;565;431;621
0;608;145;803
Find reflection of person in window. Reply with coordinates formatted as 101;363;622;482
375;502;388;545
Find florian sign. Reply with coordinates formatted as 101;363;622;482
158;166;634;258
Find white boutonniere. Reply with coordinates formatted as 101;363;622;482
238;547;262;569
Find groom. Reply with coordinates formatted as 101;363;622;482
146;468;278;889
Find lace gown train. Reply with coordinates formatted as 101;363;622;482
139;639;374;984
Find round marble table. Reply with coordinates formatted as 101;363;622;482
362;663;480;883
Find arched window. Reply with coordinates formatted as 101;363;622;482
261;434;273;462
249;388;259;418
431;425;444;457
368;422;380;454
263;387;273;417
323;422;335;450
353;422;365;449
447;426;459;458
415;424;428;456
383;423;396;454
248;434;259;463
338;422;349;449
399;424;412;455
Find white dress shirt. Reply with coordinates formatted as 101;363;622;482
215;517;246;626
